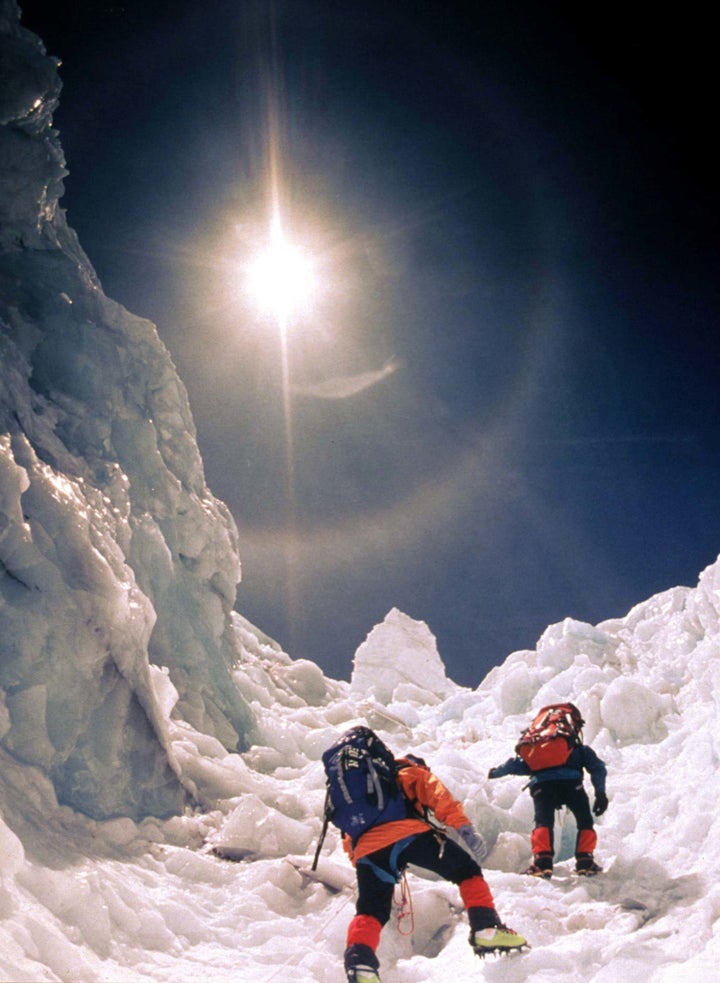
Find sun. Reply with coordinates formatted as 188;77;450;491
247;220;316;323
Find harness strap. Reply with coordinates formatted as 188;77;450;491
356;834;418;884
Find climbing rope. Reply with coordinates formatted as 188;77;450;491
394;870;415;937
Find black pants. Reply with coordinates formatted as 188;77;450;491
530;780;595;856
355;830;481;926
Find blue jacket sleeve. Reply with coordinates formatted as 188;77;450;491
580;745;607;795
489;756;532;779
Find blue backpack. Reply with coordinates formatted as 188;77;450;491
319;726;409;848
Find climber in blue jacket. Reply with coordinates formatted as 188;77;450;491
488;742;608;878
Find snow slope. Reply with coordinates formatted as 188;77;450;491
1;3;719;981
1;586;720;982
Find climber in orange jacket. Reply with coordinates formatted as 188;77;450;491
342;753;526;983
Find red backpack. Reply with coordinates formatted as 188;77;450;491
516;703;584;771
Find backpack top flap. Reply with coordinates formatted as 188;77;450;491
322;726;407;838
515;703;584;771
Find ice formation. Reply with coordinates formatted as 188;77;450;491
1;550;720;980
350;607;458;707
0;0;252;820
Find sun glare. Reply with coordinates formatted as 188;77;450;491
247;225;315;323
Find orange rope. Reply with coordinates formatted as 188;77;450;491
394;871;415;936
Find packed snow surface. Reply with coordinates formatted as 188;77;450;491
2;586;720;982
1;2;720;981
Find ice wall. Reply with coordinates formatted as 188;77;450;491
0;0;252;820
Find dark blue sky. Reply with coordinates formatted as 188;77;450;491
21;1;720;685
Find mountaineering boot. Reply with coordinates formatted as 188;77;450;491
344;943;380;983
470;924;528;957
576;853;602;876
346;969;380;983
523;851;553;879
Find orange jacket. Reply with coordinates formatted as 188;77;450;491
345;758;470;862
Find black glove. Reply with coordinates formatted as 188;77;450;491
487;767;501;779
593;792;608;816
